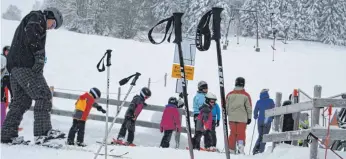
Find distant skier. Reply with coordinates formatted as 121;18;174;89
159;97;182;148
211;101;221;149
281;94;294;144
67;87;106;147
1;46;11;128
252;89;275;155
113;87;151;146
1;7;65;145
192;92;217;151
298;113;310;147
193;81;208;130
226;77;252;154
1;46;12;99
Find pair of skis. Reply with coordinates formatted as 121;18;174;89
148;7;230;159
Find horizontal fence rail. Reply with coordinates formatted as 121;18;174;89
24;88;196;149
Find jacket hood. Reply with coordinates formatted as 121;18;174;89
260;91;269;99
166;104;177;108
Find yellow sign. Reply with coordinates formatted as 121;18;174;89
171;63;195;80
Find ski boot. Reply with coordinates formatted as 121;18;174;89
124;142;136;147
1;136;30;145
66;140;75;145
76;142;87;147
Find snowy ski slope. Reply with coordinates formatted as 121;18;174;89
1;1;346;158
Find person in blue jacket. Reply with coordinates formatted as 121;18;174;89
211;102;220;148
193;81;208;131
252;89;275;155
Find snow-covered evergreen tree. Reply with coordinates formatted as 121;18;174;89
2;5;22;21
318;0;346;45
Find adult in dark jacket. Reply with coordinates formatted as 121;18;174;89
114;87;151;146
281;94;294;144
1;8;65;145
252;89;275;155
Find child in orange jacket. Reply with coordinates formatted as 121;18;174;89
67;87;106;146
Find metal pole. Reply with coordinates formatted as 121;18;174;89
255;0;260;52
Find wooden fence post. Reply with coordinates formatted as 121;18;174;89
292;89;300;146
49;86;54;103
148;78;151;89
310;85;322;159
175;110;183;148
272;92;282;152
164;73;167;87
117;87;121;112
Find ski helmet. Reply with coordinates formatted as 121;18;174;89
205;92;217;104
168;97;178;105
342;94;346;99
198;81;208;90
235;77;245;87
140;87;151;99
89;87;101;99
2;46;10;55
44;7;63;29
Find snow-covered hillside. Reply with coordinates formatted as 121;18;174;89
1;3;346;159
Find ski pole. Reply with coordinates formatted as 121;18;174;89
212;7;231;158
96;49;112;159
173;12;194;159
148;12;195;159
93;72;141;159
195;7;230;159
249;120;257;155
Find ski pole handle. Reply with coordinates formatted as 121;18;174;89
130;72;141;86
173;12;184;44
211;7;223;40
106;49;112;67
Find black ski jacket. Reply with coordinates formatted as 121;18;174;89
7;11;47;73
282;100;294;132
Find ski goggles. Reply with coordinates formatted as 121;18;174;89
209;99;216;104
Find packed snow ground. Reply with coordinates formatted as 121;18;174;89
1;113;345;159
1;3;346;158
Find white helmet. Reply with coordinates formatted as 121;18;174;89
205;92;217;104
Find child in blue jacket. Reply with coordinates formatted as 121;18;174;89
211;103;220;148
193;81;208;130
252;89;275;155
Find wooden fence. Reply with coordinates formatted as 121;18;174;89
263;85;346;159
27;87;195;148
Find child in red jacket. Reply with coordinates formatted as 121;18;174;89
67;87;106;146
192;92;216;151
159;97;182;148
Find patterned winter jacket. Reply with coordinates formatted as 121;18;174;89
226;87;252;123
196;103;213;131
73;92;97;121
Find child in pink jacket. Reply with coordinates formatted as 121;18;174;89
160;97;182;148
192;92;216;151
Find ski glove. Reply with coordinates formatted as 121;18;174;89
32;55;45;73
216;120;220;127
247;119;252;125
179;92;188;99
